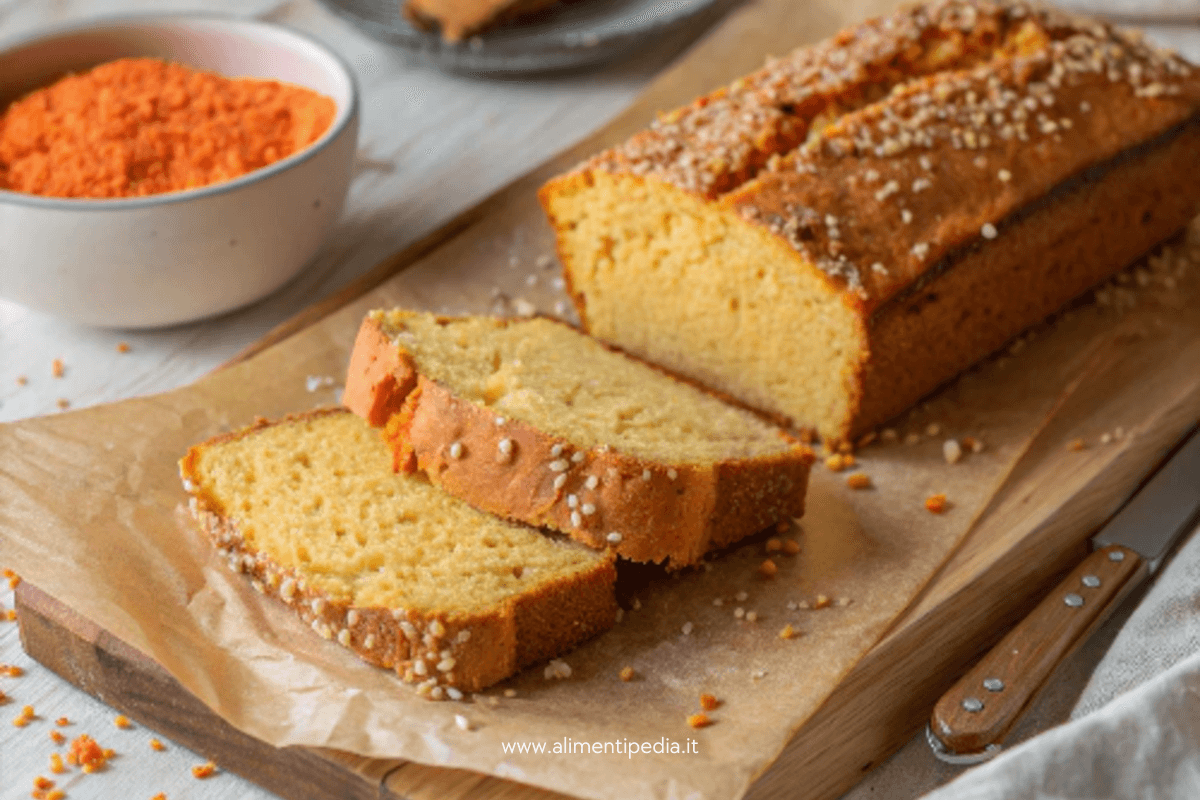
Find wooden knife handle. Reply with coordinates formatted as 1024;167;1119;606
930;544;1143;756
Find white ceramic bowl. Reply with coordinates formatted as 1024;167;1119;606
0;15;359;328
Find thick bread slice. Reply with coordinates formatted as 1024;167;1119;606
539;0;1200;444
342;310;815;568
179;408;616;696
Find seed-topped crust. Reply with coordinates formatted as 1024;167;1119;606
343;313;815;568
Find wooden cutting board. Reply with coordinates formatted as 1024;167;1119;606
12;0;1200;797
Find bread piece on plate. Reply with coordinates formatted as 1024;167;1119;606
342;310;814;569
404;0;565;42
179;408;616;697
539;0;1200;444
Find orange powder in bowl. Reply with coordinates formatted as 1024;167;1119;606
0;57;336;199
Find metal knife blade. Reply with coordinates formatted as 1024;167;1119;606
1092;425;1200;569
928;424;1200;761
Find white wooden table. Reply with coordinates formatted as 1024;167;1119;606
4;1;1200;798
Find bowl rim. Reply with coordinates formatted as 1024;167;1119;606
0;12;360;211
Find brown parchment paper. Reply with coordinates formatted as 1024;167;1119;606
5;0;1200;797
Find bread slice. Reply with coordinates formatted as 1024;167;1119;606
539;0;1200;444
342;310;814;568
179;408;616;697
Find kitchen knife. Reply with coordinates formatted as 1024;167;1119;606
926;425;1200;763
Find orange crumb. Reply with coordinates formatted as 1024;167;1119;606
67;733;109;772
778;624;800;640
4;609;15;621
5;570;20;589
1069;438;1086;451
192;761;217;779
842;454;856;467
774;520;790;533
764;538;782;554
699;693;720;711
22;704;35;718
0;689;5;703
781;539;801;556
49;752;65;773
758;559;778;579
33;776;55;790
925;493;948;514
16;375;27;386
114;715;131;729
0;58;336;199
3;665;25;677
824;454;846;472
837;441;854;455
56;717;70;727
51;359;64;378
152;794;167;800
813;594;832;610
150;738;166;752
687;712;713;729
56;399;70;410
103;748;115;759
619;666;635;682
116;342;131;353
50;730;66;745
46;791;66;800
845;472;871;489
13;714;29;727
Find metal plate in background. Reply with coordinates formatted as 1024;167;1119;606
316;0;733;74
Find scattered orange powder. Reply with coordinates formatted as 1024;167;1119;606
925;493;948;514
0;58;336;199
150;738;166;752
699;693;720;711
49;752;65;773
114;714;131;729
758;559;778;579
192;761;217;779
686;712;712;729
50;729;66;745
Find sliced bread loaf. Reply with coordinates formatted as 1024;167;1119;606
342;309;815;568
179;408;616;697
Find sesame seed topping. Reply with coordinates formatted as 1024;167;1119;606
682;622;694;635
553;474;567;490
498;438;513;455
911;177;932;193
981;222;998;239
998;169;1012;182
943;439;963;464
606;531;623;544
911;242;930;259
430;620;446;637
549;459;569;472
874;180;900;201
871;262;888;275
455;714;471;730
551;444;564;457
571;510;582;527
567;494;578;508
447;688;464;701
581;503;596;515
667;468;679;480
572;451;585;463
642;469;652;481
585;475;599;490
413;659;428;676
448;441;463;459
901;209;913;224
338;629;352;647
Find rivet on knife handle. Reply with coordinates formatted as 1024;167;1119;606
929;544;1142;757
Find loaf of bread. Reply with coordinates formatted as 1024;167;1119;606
540;0;1200;444
179;409;616;697
404;0;565;42
342;309;814;568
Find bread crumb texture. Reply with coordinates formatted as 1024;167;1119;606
373;310;796;463
181;409;616;693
